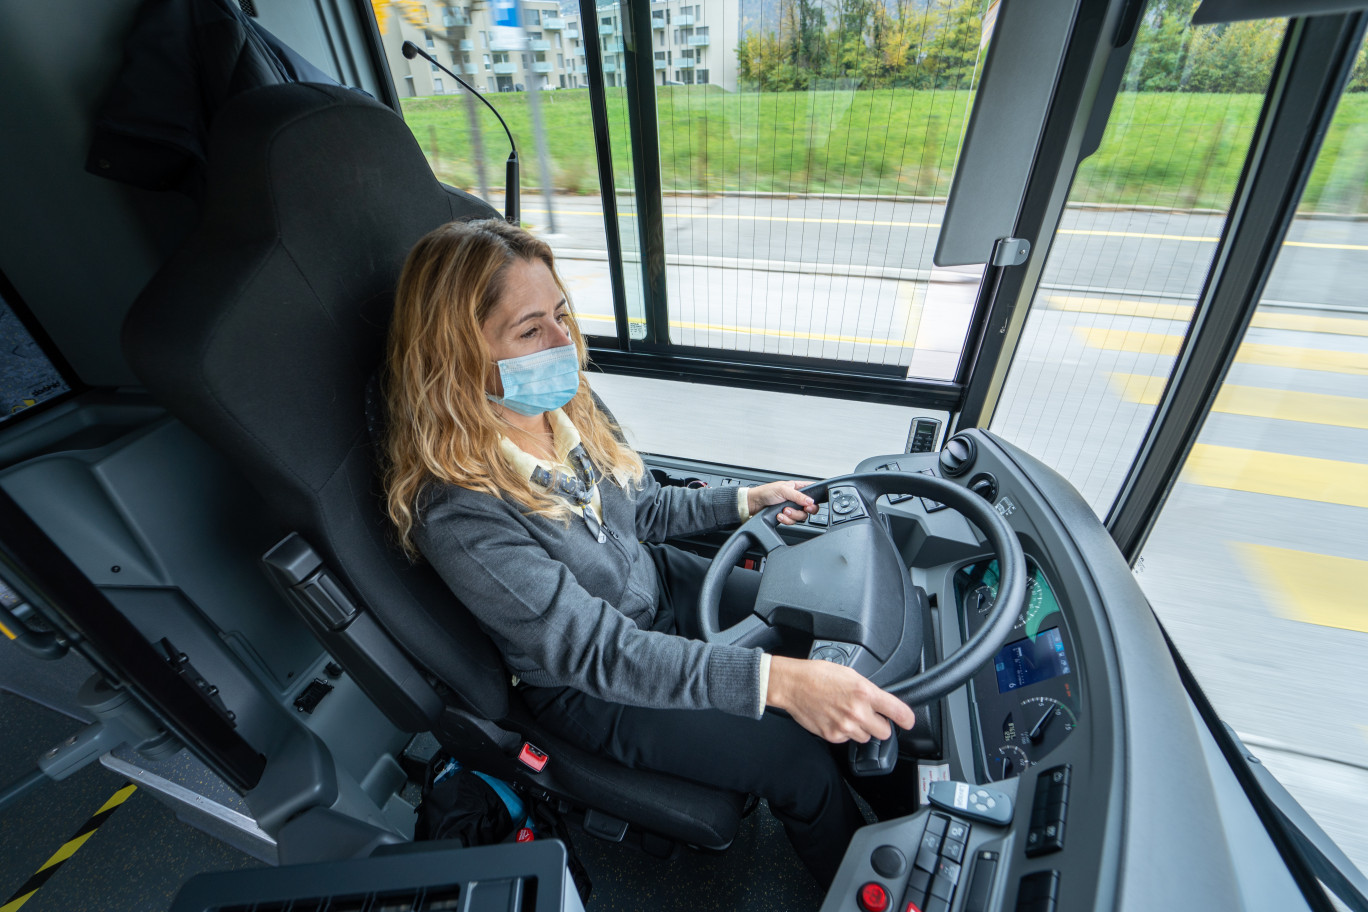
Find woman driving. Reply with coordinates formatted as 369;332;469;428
382;219;915;885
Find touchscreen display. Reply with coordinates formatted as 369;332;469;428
994;627;1070;693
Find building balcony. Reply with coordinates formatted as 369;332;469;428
566;28;579;39
599;23;615;35
651;13;665;28
532;61;552;73
458;39;473;51
575;62;588;74
688;34;709;46
442;12;470;27
573;45;586;55
675;13;694;26
653;58;667;69
676;58;695;68
543;17;565;29
603;40;623;53
463;63;479;74
602;61;617;73
529;39;550;51
492;62;517;74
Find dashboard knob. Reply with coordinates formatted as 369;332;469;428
969;472;998;502
939;434;977;477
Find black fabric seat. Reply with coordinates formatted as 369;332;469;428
121;82;744;849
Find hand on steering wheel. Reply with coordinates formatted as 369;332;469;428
745;480;818;525
766;654;917;744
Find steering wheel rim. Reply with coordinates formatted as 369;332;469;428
698;470;1026;707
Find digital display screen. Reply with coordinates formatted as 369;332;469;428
994;627;1070;693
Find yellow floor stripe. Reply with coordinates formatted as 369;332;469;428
95;783;137;815
0;890;38;912
528;208;1367;251
34;831;96;873
1078;328;1368;375
1236;544;1368;634
1051;296;1368;337
1182;444;1368;508
1111;373;1368;429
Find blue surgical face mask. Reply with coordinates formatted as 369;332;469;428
486;343;580;417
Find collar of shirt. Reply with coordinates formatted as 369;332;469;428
498;408;603;519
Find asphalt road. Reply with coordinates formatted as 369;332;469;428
525;192;1368;878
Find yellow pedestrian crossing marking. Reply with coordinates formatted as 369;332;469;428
528;208;1368;251
1077;328;1368;375
1051;296;1368;338
1110;373;1368;429
1182;444;1368;509
1235;544;1368;634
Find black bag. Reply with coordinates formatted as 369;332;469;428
414;760;515;845
414;753;592;903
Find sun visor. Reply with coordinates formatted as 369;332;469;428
933;0;1080;267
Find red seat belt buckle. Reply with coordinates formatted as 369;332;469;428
518;742;549;772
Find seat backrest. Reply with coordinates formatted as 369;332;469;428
122;83;510;719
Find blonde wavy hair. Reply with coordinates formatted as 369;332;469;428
383;219;644;556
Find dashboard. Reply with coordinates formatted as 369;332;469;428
649;430;1313;912
956;559;1082;784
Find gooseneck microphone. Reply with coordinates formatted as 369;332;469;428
402;40;519;225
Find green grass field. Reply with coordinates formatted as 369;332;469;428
400;89;1368;214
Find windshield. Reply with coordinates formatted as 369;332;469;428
990;6;1368;880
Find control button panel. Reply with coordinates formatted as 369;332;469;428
902;813;969;912
829;487;866;523
1025;765;1070;857
906;418;942;454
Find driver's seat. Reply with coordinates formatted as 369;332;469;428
121;82;745;850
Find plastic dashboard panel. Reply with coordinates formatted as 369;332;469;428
816;430;1308;912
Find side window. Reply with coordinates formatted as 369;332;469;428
0;277;74;425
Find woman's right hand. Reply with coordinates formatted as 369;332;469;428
765;654;917;743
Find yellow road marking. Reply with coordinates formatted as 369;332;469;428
0;618;16;639
1078;328;1368;375
578;312;913;347
1051;296;1368;337
1057;228;1218;243
1050;296;1195;321
1182;444;1368;508
528;208;1368;251
1077;327;1182;355
1110;373;1368;429
1235;544;1368;634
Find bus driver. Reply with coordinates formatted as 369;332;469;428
381;219;916;886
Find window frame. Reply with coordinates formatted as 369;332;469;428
0;268;84;429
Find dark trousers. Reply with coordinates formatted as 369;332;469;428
521;544;864;887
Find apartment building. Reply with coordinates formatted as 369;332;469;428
562;0;739;92
379;1;577;96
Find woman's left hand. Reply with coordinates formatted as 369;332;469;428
748;480;818;526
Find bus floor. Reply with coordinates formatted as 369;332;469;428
0;691;828;911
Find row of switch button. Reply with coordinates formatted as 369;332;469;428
874;462;948;513
1025;765;1070;857
1014;869;1060;912
903;814;969;912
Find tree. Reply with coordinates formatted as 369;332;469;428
922;0;983;89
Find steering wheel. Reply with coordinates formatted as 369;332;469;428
697;471;1025;709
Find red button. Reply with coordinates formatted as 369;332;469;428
858;882;889;912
